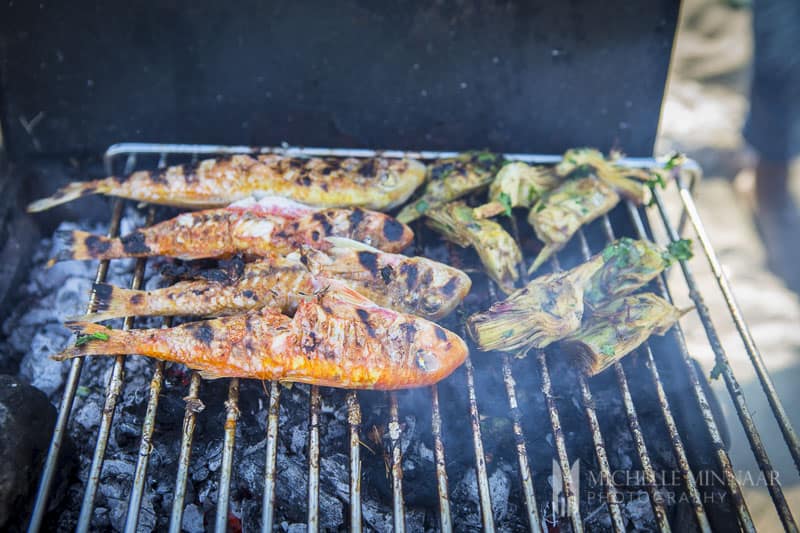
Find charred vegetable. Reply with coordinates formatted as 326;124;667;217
397;151;504;223
585;237;693;308
556;148;653;204
466;259;602;352
527;176;620;274
473;162;561;218
560;293;690;376
425;201;522;294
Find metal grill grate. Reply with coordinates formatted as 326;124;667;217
26;143;800;532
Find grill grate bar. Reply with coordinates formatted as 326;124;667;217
216;378;241;532
169;372;204;533
576;226;673;532
675;175;800;472
625;201;757;532
77;155;150;533
307;386;322;532
124;152;170;533
537;352;583;532
501;355;542;533
346;391;363;531
430;385;453;533
261;381;281;532
27;197;125;533
484;270;543;533
388;392;406;531
652;188;798;532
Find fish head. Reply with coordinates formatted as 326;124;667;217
386;313;469;388
378;159;427;208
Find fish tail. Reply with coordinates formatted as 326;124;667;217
27;179;113;213
53;322;132;360
51;230;124;262
70;283;148;322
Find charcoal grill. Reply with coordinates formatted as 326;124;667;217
23;142;800;532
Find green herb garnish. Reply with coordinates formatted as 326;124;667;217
74;331;110;346
667;239;693;261
664;152;684;170
534;201;547;213
498;192;513;217
76;385;91;397
709;360;725;380
600;344;616;357
415;200;429;214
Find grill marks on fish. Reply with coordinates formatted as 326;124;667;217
120;231;151;255
85;236;112;257
357;251;379;277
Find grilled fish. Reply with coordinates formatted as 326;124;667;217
52;196;413;263
397;151;504;223
78;238;471;322
425;201;522;294
560;293;690;376
28;154;427;212
54;282;468;390
527;176;620;274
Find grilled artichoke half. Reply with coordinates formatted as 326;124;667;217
466;258;603;352
585;237;692;309
556;148;653;205
397;151;504;223
560;293;690;376
473;162;560;218
467;237;692;353
527;176;620;274
425;201;522;294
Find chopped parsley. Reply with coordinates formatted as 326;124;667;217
501;329;515;339
534;201;547;213
498;192;513;217
415;200;429;214
709;360;725;381
667;239;693;261
664;152;684;170
599;344;616;357
75;331;110;346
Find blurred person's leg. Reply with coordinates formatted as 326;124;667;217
742;0;800;290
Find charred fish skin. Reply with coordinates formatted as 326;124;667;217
397;151;504;223
27;154;427;213
78;240;471;322
52;197;413;263
55;284;468;390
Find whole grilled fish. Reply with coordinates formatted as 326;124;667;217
77;238;471;322
28;154;427;212
52;196;413;263
54;283;468;390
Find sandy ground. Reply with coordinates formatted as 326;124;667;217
656;0;800;530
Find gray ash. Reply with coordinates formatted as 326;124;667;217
2;205;699;532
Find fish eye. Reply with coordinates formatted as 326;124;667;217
378;171;398;190
415;349;440;373
420;295;442;314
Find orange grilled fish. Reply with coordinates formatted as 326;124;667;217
77;238;471;322
28;154;427;212
54;283;468;390
52;196;413;263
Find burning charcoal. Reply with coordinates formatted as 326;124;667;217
182;503;204;533
18;324;71;396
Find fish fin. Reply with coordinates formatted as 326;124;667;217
324;236;381;253
27;179;110;213
53;322;127;360
198;370;225;380
52;230;122;262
